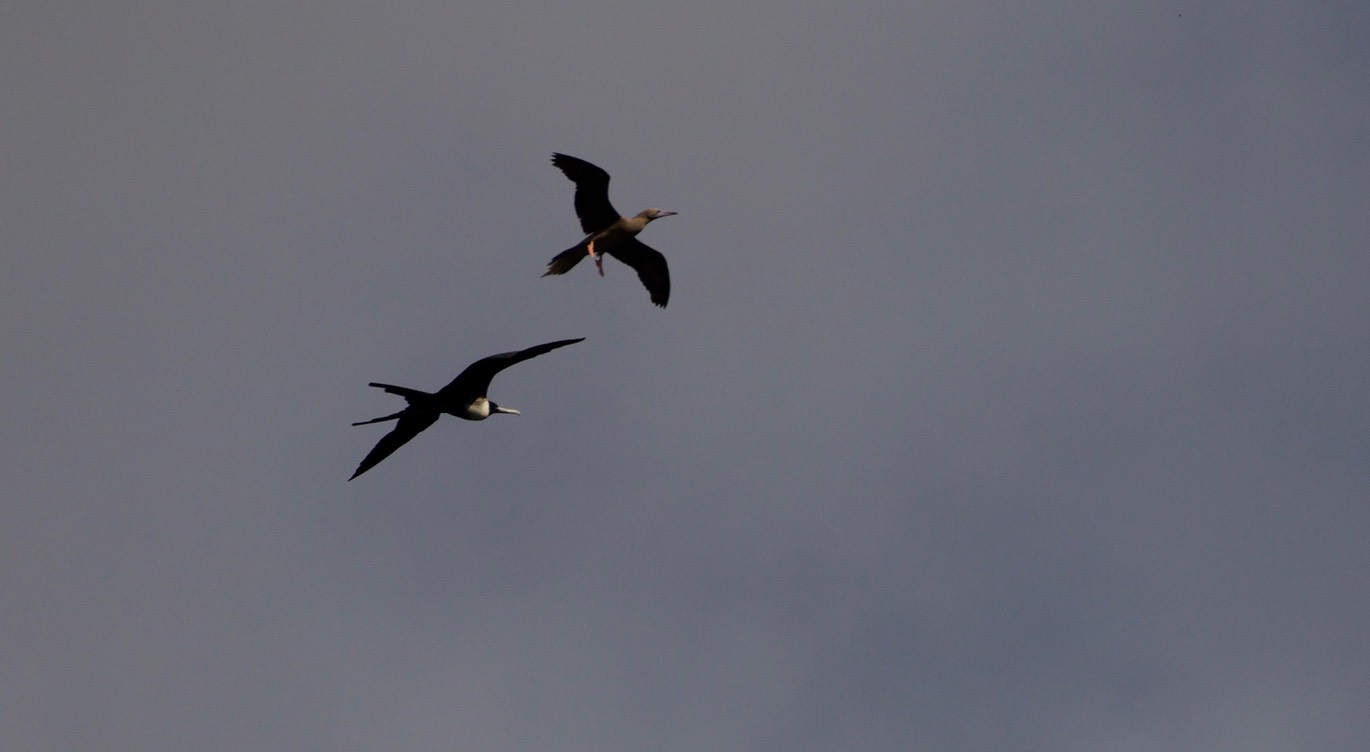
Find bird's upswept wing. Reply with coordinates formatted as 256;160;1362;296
552;153;619;233
349;410;440;480
435;338;585;404
606;238;670;307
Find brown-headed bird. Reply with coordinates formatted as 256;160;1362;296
542;153;675;307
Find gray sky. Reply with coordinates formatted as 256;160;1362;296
4;2;1368;750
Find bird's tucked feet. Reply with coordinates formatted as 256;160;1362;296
587;240;604;276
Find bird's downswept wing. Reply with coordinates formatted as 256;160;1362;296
436;338;586;403
606;238;670;307
349;410;440;480
552;153;619;233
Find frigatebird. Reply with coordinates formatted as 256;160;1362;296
348;338;584;480
542;153;675;307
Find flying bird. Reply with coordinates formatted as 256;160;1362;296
542;152;675;307
348;338;584;480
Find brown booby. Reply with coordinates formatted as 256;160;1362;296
348;338;584;480
542;153;675;307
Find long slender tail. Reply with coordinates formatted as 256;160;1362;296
352;383;432;425
542;243;588;276
367;382;431;401
351;409;407;426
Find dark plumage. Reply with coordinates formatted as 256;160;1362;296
348;338;583;480
542;153;675;307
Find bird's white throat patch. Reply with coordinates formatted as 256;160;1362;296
464;396;492;420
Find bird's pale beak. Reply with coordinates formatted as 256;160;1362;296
494;406;521;416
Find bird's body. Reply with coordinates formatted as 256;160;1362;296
542;153;675;307
348;338;583;480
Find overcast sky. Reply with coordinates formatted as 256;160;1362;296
4;2;1368;750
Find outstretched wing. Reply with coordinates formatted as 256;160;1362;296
349;410;440;480
552;153;619;234
437;338;586;404
607;238;670;307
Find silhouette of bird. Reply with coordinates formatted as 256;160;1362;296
542;153;675;307
348;338;584;480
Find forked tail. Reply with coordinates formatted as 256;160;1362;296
352;382;432;425
351;409;407;426
367;382;431;401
